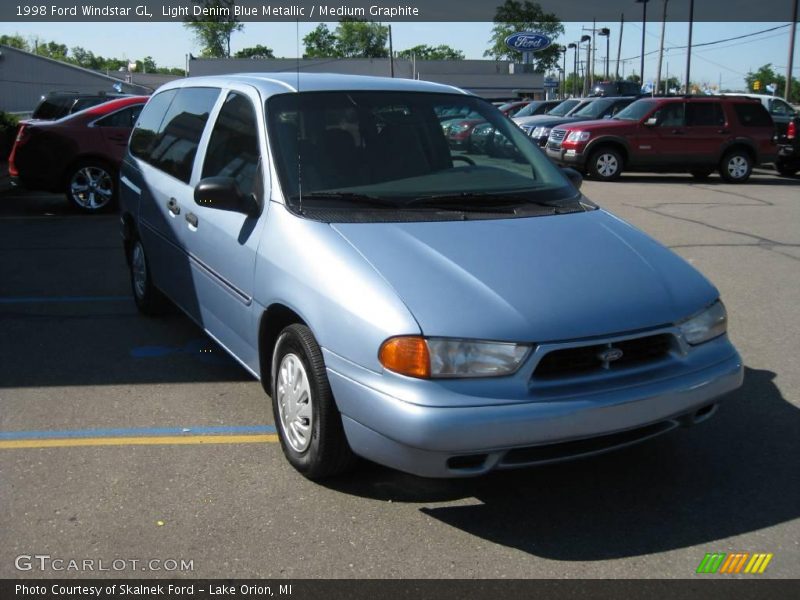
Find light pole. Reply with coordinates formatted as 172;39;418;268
581;34;591;95
568;42;578;96
635;0;649;88
599;28;611;79
787;0;798;100
561;46;568;98
615;13;625;80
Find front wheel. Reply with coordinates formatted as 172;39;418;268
775;162;798;177
272;324;357;480
66;160;117;212
587;147;623;181
719;150;753;183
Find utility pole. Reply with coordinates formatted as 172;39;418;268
786;0;798;100
656;0;668;96
685;0;695;93
388;24;394;77
635;0;649;87
591;18;597;89
615;13;624;80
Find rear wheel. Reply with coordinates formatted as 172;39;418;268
719;149;753;183
130;238;168;316
272;324;357;480
588;147;623;181
65;160;117;212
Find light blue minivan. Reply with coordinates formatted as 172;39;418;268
120;74;743;479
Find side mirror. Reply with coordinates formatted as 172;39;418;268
561;166;583;190
643;116;658;127
194;177;258;216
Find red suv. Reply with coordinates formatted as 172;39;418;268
9;95;149;211
545;96;777;183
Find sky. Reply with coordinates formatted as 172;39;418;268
0;20;797;90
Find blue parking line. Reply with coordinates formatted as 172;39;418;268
0;425;277;440
0;295;132;304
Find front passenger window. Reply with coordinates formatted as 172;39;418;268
202;92;260;197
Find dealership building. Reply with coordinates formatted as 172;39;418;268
188;57;545;100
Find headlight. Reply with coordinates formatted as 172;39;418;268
566;131;591;143
379;336;531;379
533;127;551;138
678;301;727;345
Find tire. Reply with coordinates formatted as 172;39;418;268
719;149;753;183
130;238;169;316
65;160;118;212
587;147;623;181
690;169;713;180
272;324;357;480
775;162;798;177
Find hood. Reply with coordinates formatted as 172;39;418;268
332;210;717;342
553;118;635;132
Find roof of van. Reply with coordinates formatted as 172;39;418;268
161;72;470;97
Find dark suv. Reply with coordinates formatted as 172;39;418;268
31;91;131;120
546;96;777;183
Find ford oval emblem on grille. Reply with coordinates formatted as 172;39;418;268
598;347;624;363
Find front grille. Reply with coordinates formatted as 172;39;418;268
549;128;567;144
533;334;673;379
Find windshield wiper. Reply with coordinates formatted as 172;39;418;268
406;191;571;211
290;192;400;209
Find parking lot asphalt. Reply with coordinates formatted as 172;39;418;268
1;170;798;579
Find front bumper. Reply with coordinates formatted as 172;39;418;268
326;346;743;478
546;146;586;168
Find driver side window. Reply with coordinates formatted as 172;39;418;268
654;103;686;127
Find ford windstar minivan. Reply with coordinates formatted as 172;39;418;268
120;74;743;479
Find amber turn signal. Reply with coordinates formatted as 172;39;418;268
378;336;431;378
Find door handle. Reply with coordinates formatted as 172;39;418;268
717;129;730;134
185;212;198;228
671;129;685;134
167;198;180;216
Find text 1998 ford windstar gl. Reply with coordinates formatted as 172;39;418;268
120;74;743;479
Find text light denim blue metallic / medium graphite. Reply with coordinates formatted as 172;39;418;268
120;73;743;478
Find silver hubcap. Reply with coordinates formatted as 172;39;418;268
131;243;147;299
727;155;749;179
596;153;619;177
70;166;113;209
277;353;313;453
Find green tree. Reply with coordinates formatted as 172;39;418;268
744;63;799;101
484;0;564;72
336;19;388;58
396;44;465;61
303;23;338;58
184;0;244;58
34;40;68;61
234;44;275;59
303;20;388;59
0;34;29;51
625;73;641;84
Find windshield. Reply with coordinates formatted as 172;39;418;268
614;99;657;121
547;99;580;117
266;91;584;221
572;98;614;118
513;102;544;118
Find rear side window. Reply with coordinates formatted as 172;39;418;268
131;87;219;183
686;102;725;127
202;92;260;197
96;105;144;128
733;103;772;127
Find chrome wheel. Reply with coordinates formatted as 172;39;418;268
69;166;113;210
596;153;619;178
276;353;313;453
726;155;749;180
131;242;147;300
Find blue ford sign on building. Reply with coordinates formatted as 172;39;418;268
504;32;553;53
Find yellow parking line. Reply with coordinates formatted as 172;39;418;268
0;434;279;449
